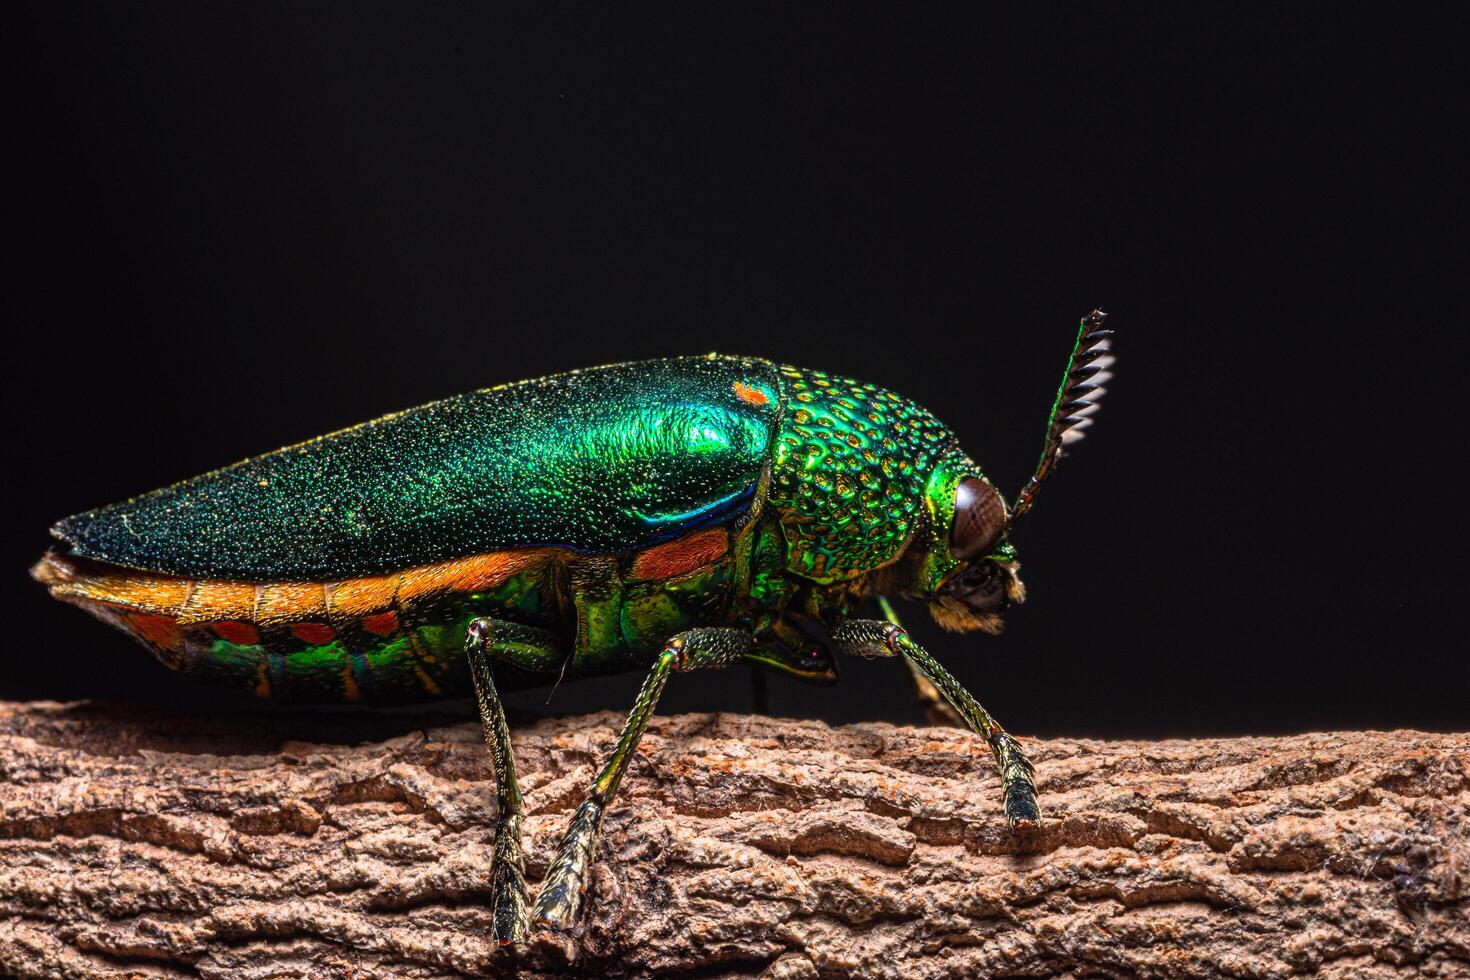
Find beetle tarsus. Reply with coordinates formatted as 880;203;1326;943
490;811;529;944
530;797;605;932
991;731;1041;828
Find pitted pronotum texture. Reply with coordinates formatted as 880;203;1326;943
0;702;1465;979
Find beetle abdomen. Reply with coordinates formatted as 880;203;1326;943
33;549;565;703
34;515;758;703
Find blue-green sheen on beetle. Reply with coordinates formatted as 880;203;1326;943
35;311;1115;945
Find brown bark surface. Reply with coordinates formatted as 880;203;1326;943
0;701;1465;979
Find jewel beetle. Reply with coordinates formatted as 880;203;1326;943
35;310;1114;943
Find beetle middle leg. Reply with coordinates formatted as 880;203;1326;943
831;618;1040;828
464;617;566;945
529;627;752;935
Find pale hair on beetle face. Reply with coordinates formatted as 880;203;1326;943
928;561;1026;634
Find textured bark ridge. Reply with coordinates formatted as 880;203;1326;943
0;702;1465;979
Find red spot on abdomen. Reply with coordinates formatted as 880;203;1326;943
213;621;260;645
362;610;399;636
631;528;730;580
292;622;336;645
129;613;182;651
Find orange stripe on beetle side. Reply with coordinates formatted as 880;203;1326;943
631;528;730;581
183;580;256;622
36;558;193;616
90;573;192;615
258;582;327;625
327;573;399;620
42;548;556;641
396;549;553;606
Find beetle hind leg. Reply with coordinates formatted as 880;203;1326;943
464;617;565;945
530;627;752;934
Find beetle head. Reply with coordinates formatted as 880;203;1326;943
907;310;1112;634
910;464;1025;635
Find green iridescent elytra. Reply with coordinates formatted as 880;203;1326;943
54;357;782;579
38;314;1115;942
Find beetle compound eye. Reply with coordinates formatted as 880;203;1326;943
950;478;1006;561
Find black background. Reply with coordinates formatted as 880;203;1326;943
7;6;1466;736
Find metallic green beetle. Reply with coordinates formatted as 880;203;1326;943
36;311;1113;944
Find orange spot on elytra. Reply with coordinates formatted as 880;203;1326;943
362;610;399;636
292;622;335;645
734;381;770;406
214;621;260;645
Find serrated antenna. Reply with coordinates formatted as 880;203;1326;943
1008;309;1113;524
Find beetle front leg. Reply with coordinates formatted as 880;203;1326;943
831;619;1040;828
875;597;967;729
464;617;566;945
530;627;752;935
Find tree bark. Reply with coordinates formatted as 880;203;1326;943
0;702;1465;979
